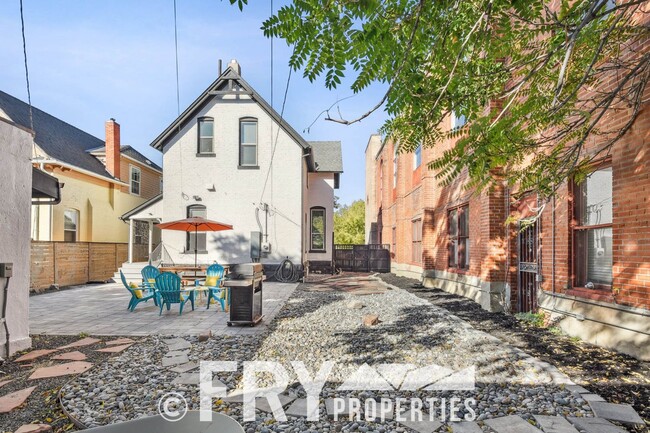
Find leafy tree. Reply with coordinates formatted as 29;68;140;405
334;200;365;244
230;0;648;198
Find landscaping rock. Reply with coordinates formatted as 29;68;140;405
198;330;212;342
347;300;364;309
362;314;379;326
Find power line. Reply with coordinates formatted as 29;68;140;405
260;67;292;203
173;0;180;115
19;0;34;133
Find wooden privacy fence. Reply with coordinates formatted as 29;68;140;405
334;244;391;273
30;241;145;290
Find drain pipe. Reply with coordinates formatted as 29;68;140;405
1;275;11;359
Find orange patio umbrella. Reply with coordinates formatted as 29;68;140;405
157;217;233;275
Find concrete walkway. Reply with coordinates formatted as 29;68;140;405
30;281;297;336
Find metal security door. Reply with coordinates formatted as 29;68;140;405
518;220;539;313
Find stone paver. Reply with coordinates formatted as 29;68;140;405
449;422;482;433
0;386;36;413
162;351;189;367
51;351;87;361
255;394;297;413
105;337;136;345
485;415;542;433
28;361;93;380
169;361;200;373
14;350;58;363
95;343;133;353
396;410;442;433
566;417;628;433
325;398;360;419
57;337;101;349
533;415;579;433
30;282;296;336
581;393;605;402
587;401;645;428
166;340;192;351
0;379;13;389
565;385;590;394
14;423;52;433
284;398;319;418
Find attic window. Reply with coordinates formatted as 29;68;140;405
198;117;214;154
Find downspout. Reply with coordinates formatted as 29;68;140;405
552;193;556;293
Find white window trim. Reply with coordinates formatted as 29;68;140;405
413;144;422;169
240;119;258;167
198;117;214;154
64;209;79;242
130;165;141;196
451;111;467;130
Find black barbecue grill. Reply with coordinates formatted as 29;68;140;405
224;263;263;326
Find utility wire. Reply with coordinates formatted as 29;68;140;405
19;0;34;134
173;0;180;115
260;67;292;203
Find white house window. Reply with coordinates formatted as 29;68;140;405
414;144;422;169
130;166;141;196
187;205;207;253
240;118;258;166
64;209;79;242
198;117;214;154
310;207;326;251
451;111;467;130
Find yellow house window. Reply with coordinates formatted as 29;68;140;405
64;209;79;242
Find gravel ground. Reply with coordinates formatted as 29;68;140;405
60;278;607;432
0;335;116;433
378;273;650;432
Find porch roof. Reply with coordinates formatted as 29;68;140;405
120;193;163;221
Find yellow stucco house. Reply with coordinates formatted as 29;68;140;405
0;90;162;260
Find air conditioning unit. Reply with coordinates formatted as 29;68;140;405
261;242;272;254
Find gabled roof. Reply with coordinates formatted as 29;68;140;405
0;90;118;181
309;141;343;173
149;66;316;170
87;144;162;172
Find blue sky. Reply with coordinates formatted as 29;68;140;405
0;0;388;206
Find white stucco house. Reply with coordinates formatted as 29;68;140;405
120;60;342;278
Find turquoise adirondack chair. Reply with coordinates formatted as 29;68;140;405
204;263;226;311
120;270;156;311
155;272;194;315
141;265;160;289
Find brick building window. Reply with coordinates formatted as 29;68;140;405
448;204;469;269
197;117;214;154
391;227;396;253
414;144;422;169
393;146;398;188
451;111;467;130
412;219;422;263
573;165;613;289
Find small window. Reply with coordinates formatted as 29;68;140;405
451;111;467;130
310;207;326;251
573;166;613;288
198;117;214;154
130;166;141;196
159;177;163;194
391;227;396;253
414;144;422;169
64;209;79;242
186;205;207;253
448;204;469;269
240;118;258;166
393;146;398;188
412;219;422;263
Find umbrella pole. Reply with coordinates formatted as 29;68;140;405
194;225;198;278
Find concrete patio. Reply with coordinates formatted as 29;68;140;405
29;281;297;336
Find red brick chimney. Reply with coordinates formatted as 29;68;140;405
105;118;121;179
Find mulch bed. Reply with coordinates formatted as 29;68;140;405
378;273;650;432
0;335;119;433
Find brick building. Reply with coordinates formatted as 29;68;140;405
365;95;650;360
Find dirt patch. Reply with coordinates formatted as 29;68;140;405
378;273;650;431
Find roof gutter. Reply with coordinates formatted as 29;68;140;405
32;158;129;186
